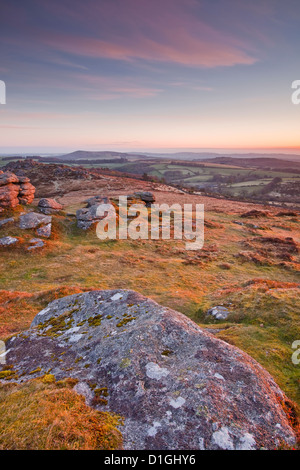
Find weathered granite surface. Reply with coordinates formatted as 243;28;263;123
1;289;296;450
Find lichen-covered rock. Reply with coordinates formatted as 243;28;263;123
36;223;51;238
76;203;107;230
27;238;45;250
133;191;155;207
1;290;296;450
0;236;19;246
206;306;229;320
38;198;63;214
84;195;109;208
19;212;51;230
0;217;14;228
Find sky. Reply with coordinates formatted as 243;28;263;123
0;0;300;154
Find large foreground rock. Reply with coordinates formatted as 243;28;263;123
1;290;296;450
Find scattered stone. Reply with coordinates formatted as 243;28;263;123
36;223;51;238
27;238;45;250
0;217;14;228
233;221;244;226
76;202;109;230
206;306;230;320
0;236;19;247
38;198;63;214
2;290;296;450
133;191;155;207
84;196;109;208
19;212;51;230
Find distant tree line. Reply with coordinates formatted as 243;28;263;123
2;156;128;165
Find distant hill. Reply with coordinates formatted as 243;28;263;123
200;156;300;170
56;150;151;161
140;151;300;163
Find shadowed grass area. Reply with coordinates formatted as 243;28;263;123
0;376;123;450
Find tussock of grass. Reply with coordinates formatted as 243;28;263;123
0;376;123;450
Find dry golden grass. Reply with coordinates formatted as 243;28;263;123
0;376;123;450
0;287;87;339
0;188;299;445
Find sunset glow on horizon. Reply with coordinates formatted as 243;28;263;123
0;0;300;154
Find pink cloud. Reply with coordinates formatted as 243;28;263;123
19;0;258;68
43;31;256;68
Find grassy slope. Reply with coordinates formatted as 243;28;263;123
0;200;299;446
80;159;300;194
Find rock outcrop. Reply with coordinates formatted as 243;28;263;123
0;171;35;209
76;197;110;230
18;179;36;205
1;290;296;450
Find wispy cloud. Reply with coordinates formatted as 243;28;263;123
42;32;256;68
1;0;258;68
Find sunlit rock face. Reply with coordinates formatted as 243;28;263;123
0;171;35;209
